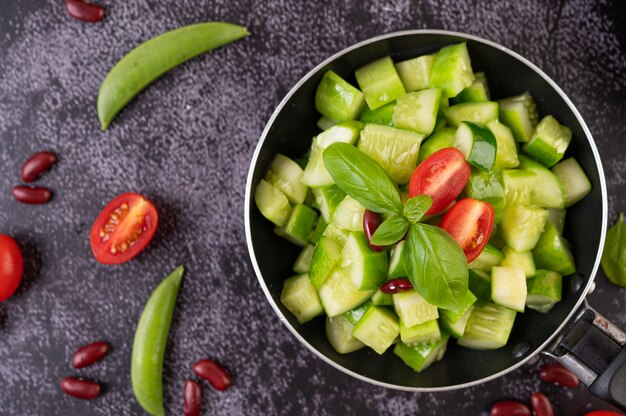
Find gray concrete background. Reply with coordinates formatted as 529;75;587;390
0;0;624;414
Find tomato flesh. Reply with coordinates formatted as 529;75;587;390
439;198;495;263
409;148;471;215
0;235;24;302
584;412;624;416
90;193;158;264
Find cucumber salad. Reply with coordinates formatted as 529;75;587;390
254;43;592;374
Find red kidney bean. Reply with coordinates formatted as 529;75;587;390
60;377;101;400
490;400;532;416
12;186;53;205
21;151;57;182
65;0;105;23
72;341;110;369
380;278;413;294
184;380;202;416
363;209;384;252
539;363;580;388
192;359;232;391
530;392;554;416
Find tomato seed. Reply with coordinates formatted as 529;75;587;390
490;400;532;416
65;0;105;23
380;278;413;294
21;151;57;182
60;377;101;400
539;363;580;388
184;380;202;416
72;341;110;369
192;359;232;391
12;186;53;205
530;392;554;416
363;210;384;252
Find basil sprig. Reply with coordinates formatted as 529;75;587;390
601;212;626;286
323;143;468;311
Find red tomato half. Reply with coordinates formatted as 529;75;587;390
89;193;158;265
0;235;24;302
585;412;624;416
409;148;471;215
439;198;495;263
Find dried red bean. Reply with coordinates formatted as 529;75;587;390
363;209;384;252
72;341;110;369
184;380;202;416
60;377;101;400
65;0;105;23
12;186;53;205
530;392;554;416
21;151;57;182
490;400;532;416
380;278;413;294
192;359;232;391
539;363;580;388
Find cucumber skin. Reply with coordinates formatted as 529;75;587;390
355;57;406;110
254;179;292;227
359;102;395;126
464;170;505;223
394;335;449;373
532;222;576;275
315;70;365;122
526;270;562;313
417;128;456;164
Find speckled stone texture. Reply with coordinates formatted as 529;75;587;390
0;0;624;415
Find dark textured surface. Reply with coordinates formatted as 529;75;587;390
0;0;624;415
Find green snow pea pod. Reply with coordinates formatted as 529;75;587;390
131;265;184;416
98;22;250;130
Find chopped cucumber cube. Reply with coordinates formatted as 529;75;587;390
280;274;324;324
388;240;407;279
317;116;336;131
310;237;342;289
265;153;308;205
359;101;395;126
547;208;566;234
400;319;441;346
332;196;366;232
551;158;592;207
316;120;364;148
358;124;424;184
500;205;548;252
293;244;316;274
469;269;492;307
502;169;536;206
458;303;516;350
469;243;504;272
326;315;365;354
355;56;406;110
352;305;400;354
342;301;372;325
318;267;373;317
523;115;572;167
395;54;435;92
518;155;566;208
500;246;536;278
526;270;562;313
254;179;292;227
440;306;474;338
322;222;350;246
464;170;505;223
394;335;449;373
439;289;477;324
312;185;346;223
392;88;442;136
417;127;456;163
452;72;490;103
315;70;365;122
532;222;576;275
309;217;328;244
393;289;439;328
444;101;499;127
454;121;498;172
487;119;520;169
430;43;475;98
498;92;539;143
341;231;388;290
491;266;527;312
371;289;394;306
275;203;318;246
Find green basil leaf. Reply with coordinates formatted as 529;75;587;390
323;143;403;214
370;215;410;246
402;223;469;311
601;212;626;286
403;195;433;224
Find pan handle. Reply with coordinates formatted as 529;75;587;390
543;300;626;411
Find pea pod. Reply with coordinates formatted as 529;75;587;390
98;22;250;130
131;265;184;416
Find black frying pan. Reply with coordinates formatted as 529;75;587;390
244;30;626;409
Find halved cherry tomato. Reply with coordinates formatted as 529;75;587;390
584;411;624;416
439;198;495;263
409;148;471;215
89;193;158;265
0;235;24;302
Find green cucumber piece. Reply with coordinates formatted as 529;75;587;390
469;243;504;273
547;208;566;235
280;274;324;324
352;305;400;354
430;43;475;98
315;70;365;122
388;240;407;279
342;301;372;325
487;120;520;169
318;267;373;317
265;153;308;205
357;123;424;184
502;169;536;207
254;179;292;227
452;72;489;103
395;54;435;92
317;116;336;131
355;56;406;110
371;289;394;306
500;205;548;252
454;121;498;172
458;303;517;350
551;158;592;207
274;204;318;246
309;217;328;244
518;155;566;208
309;237;342;289
392;88;442;136
293;244;316;274
498;92;539;143
444;101;499;127
526;269;562;313
394;334;449;373
488;224;508;250
417;127;456;163
332;196;366;232
469;269;492;307
312;185;346;223
393;289;439;328
341;231;388;290
322;222;350;246
400;319;441;346
326;315;365;354
432;114;448;134
359;101;396;126
438;289;477;324
500;246;536;278
532;222;576;275
316;121;364;148
440;306;474;338
491;266;527;312
523;116;572;167
464;170;505;223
